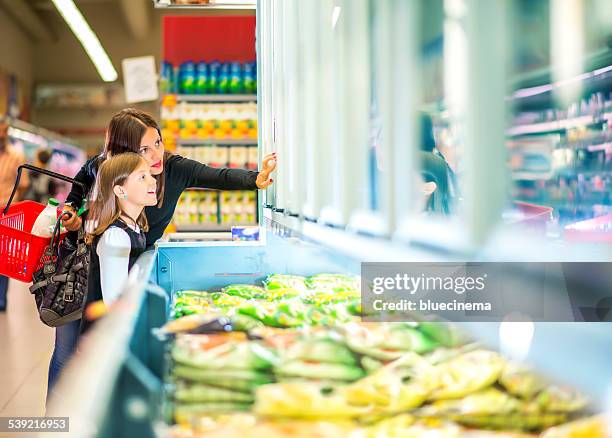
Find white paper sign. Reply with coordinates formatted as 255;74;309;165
122;56;159;103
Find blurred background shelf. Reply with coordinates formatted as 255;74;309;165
165;94;257;103
176;138;257;146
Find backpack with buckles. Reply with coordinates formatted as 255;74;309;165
29;215;90;327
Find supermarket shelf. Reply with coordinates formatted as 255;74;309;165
8;117;80;148
33;104;129;111
174;224;230;232
166;94;257;103
554;140;612;152
174;223;257;232
508;113;611;136
557;168;612;178
153;1;255;9
512;171;554;181
510;47;612;90
177;139;257;146
166;232;233;242
513;168;612;180
513;198;611;210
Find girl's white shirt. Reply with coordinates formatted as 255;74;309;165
97;222;140;304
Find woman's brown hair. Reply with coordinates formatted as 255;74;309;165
86;153;149;244
104;108;168;207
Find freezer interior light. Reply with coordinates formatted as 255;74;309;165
51;0;118;82
499;319;534;363
332;6;341;29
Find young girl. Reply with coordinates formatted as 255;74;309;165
82;152;158;332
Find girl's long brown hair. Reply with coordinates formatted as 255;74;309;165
103;108;168;207
86;153;149;245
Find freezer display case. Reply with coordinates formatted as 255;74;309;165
45;225;612;438
43;1;612;436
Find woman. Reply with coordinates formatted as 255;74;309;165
63;108;276;245
419;113;458;215
47;108;276;399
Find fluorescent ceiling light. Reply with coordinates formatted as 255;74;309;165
51;0;118;82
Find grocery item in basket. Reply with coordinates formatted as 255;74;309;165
31;198;60;237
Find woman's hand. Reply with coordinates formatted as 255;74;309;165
256;152;277;189
61;205;82;231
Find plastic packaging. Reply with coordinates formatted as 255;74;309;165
30;198;59;237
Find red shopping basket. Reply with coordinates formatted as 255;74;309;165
0;201;67;282
0;164;85;283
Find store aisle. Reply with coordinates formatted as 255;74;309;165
0;279;54;423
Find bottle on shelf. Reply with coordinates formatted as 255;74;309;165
229;62;243;94
160;61;176;94
243;62;256;95
196;62;209;95
208;61;221;94
179;61;197;95
217;63;230;94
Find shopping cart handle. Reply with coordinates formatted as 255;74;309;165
2;164;87;216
